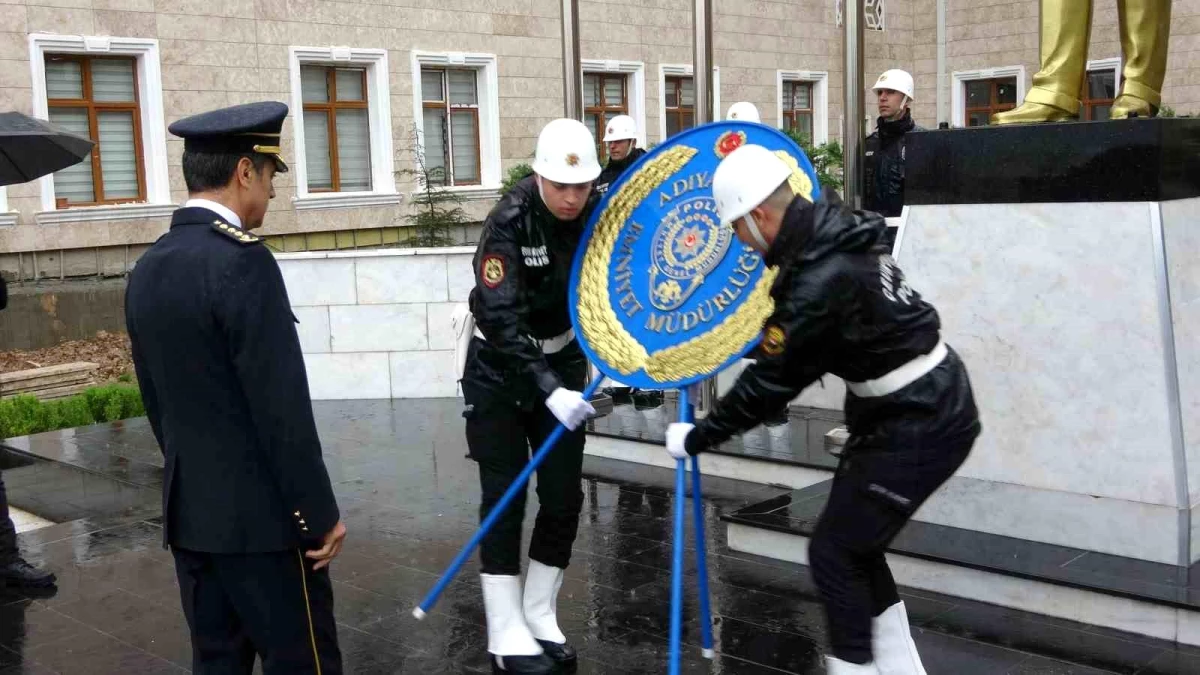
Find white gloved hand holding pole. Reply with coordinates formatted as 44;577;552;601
546;388;596;430
666;423;694;460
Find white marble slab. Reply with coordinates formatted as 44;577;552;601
292;306;331;354
902;203;1178;507
356;254;449;304
427;302;466;352
303;352;391;400
447;253;476;302
390;350;458;399
329;304;428;353
277;258;357;307
1162;197;1200;507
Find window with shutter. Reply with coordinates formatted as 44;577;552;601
300;66;372;193
420;67;482;187
583;73;629;162
44;55;146;208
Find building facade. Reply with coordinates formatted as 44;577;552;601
1;0;1198;280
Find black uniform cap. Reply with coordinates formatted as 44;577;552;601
168;101;289;173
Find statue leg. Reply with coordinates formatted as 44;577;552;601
992;0;1092;124
1111;0;1173;118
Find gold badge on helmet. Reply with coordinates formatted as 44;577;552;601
566;153;580;167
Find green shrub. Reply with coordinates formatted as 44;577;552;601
501;163;534;194
0;384;145;440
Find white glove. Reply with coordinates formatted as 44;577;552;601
666;423;695;460
546;388;596;430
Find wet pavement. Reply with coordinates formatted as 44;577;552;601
0;398;1197;674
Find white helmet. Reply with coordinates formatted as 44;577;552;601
872;69;915;100
712;144;791;227
603;114;638;142
533;118;602;184
726;101;761;123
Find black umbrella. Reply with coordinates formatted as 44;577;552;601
0;111;96;187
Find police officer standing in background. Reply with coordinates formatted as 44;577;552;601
864;69;923;218
463;118;601;674
125;102;345;675
665;144;980;674
594;114;645;195
726;101;761;123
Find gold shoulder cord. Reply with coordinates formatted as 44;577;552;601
577;146;814;383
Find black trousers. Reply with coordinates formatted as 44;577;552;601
0;472;18;562
463;352;588;575
172;547;342;675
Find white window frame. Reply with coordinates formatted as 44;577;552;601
581;60;647;149
658;64;721;142
411;50;501;198
777;70;829;144
289;46;398;211
28;33;174;224
951;65;1027;127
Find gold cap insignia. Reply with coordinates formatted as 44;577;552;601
566;153;580;167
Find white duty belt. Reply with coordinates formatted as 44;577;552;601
473;326;576;355
845;340;948;398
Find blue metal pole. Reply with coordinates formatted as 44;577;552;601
669;435;686;675
682;392;715;659
413;377;605;619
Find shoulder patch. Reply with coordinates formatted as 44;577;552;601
481;254;506;288
210;220;260;245
760;324;786;356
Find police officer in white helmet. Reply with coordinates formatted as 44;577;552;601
463;118;601;674
864;69;923;218
595;114;646;194
665;145;980;674
726;101;761;123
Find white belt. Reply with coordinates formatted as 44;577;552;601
845;340;948;398
473;326;576;354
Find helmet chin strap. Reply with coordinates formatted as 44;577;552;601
743;213;770;251
535;174;546;203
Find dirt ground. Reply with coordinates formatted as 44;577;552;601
0;330;133;382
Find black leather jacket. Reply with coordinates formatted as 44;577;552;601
863;111;923;218
596;147;646;195
465;175;597;398
690;191;979;453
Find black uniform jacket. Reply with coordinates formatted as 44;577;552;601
465;176;597;402
596;147;647;195
691;192;979;453
863;111;923;218
125;207;339;553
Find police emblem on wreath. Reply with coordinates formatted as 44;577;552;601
570;121;822;388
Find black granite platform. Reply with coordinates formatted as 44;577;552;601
0;401;1196;673
725;481;1200;611
906;118;1200;204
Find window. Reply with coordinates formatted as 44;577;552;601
420;68;481;187
300;66;371;192
1083;69;1116;121
782;81;814;140
584;73;628;161
963;77;1018;126
44;55;145;207
664;76;694;138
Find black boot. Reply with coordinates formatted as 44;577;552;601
536;639;577;673
491;653;559;674
0;558;56;589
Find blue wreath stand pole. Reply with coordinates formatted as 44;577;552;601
682;390;716;659
413;377;606;619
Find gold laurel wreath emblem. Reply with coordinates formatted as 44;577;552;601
578;144;816;382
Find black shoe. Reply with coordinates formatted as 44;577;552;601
0;559;56;589
491;653;558;674
537;639;577;672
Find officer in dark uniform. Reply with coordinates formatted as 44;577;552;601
463;118;600;675
667;144;980;675
594;114;645;195
125;101;345;675
863;69;923;219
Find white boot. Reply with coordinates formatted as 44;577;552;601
522;560;566;644
826;656;881;673
481;574;543;657
873;601;927;675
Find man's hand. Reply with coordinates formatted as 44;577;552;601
546;388;596;430
305;520;347;571
666;423;695;460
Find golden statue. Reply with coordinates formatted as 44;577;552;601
993;0;1172;123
